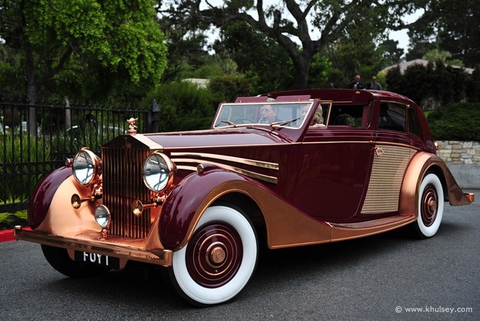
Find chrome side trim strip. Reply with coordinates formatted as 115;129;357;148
171;152;279;170
176;165;198;172
175;159;278;184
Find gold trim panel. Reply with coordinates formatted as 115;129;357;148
361;145;415;214
171;152;279;184
171;152;279;170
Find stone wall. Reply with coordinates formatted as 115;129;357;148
436;141;480;189
436;141;480;165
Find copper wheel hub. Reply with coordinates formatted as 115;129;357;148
421;184;438;227
209;245;226;264
186;222;243;288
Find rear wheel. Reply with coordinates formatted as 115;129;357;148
169;205;258;306
41;245;110;278
415;173;444;238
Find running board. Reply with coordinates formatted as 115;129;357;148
330;214;416;242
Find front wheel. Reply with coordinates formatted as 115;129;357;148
415;173;444;238
169;205;258;306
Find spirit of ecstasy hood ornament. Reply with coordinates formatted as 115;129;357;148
127;118;138;135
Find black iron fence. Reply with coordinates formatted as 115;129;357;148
1;99;158;213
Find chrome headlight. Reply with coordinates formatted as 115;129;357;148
72;148;101;186
94;205;111;228
143;152;176;192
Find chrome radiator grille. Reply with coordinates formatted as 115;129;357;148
102;144;151;238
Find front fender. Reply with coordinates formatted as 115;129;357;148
160;165;252;250
28;165;73;229
160;164;333;251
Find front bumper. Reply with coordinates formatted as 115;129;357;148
14;226;172;267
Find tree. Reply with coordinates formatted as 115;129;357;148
378;39;404;66
406;0;480;68
435;1;479;68
406;41;436;61
386;60;472;109
0;42;25;97
465;67;480;103
214;20;294;93
160;24;211;82
0;0;167;132
323;21;393;88
423;49;464;67
158;0;427;89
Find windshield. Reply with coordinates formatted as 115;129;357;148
213;102;315;129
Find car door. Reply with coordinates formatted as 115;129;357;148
293;102;376;222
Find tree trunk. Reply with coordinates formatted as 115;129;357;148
290;52;312;90
292;62;310;89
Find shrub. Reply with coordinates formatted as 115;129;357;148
143;82;219;132
428;102;480;141
0;133;52;203
208;75;251;103
0;205;27;229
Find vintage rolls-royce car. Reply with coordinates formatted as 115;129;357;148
15;89;474;306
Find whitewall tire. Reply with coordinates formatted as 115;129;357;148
170;205;258;306
415;173;444;238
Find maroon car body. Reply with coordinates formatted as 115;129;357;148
15;89;473;306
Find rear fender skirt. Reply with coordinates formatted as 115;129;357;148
160;164;332;251
400;152;472;217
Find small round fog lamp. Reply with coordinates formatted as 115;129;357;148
94;205;111;228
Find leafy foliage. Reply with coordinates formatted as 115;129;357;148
143;82;219;132
0;210;28;229
386;61;475;108
465;69;480;103
161;31;212;83
215;21;294;93
0;134;52;203
0;0;168;102
158;0;422;89
0;45;25;97
208;75;251;102
428;103;480;141
406;0;480;68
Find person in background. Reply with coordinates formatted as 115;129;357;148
348;75;363;89
370;76;383;90
310;107;325;127
259;104;280;123
301;105;325;127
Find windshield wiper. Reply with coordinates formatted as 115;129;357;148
272;117;300;127
221;120;237;127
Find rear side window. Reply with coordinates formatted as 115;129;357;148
378;103;406;132
408;108;422;137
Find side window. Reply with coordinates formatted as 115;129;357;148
378;102;406;132
328;104;369;128
408;108;422;137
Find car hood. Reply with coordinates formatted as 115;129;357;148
140;127;293;150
